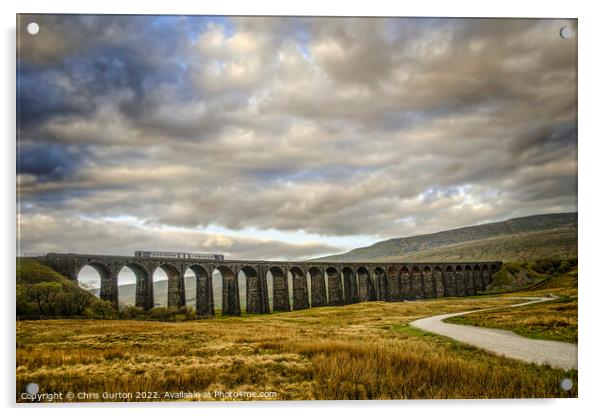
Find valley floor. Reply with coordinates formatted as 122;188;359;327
17;296;576;402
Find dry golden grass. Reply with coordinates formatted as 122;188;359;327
16;296;576;402
446;296;577;343
447;268;578;343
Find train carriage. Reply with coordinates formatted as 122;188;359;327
134;251;224;260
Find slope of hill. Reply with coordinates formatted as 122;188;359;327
315;213;577;263
17;258;112;317
17;258;74;285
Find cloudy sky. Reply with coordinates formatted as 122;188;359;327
17;15;577;263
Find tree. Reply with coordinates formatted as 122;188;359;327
29;282;62;315
16;284;35;316
70;285;95;314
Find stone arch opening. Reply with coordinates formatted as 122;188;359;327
410;266;423;299
387;266;400;301
114;262;147;309
290;266;309;310
373;267;386;301
269;266;289;312
77;264;104;297
264;267;274;311
309;267;327;307
186;264;212;317
236;270;248;312
76;261;116;306
490;264;499;285
455;265;467;296
214;265;240;316
150;267;167;307
356;266;372;302
151;263;182;309
285;270;294;308
464;265;475;295
399;266;410;300
473;265;483;291
326;266;343;306
482;265;491;287
422;266;434;299
342;266;357;304
433;266;444;298
305;271;312;306
240;265;266;314
444;266;456;297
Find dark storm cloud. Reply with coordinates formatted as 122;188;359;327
510;121;576;156
17;142;84;181
18;15;205;135
17;64;96;127
17;15;577;258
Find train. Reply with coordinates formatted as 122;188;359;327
134;251;225;261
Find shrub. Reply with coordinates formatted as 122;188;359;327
119;305;146;319
177;306;195;318
84;299;117;319
150;307;170;320
557;261;572;274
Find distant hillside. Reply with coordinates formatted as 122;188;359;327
94;276;205;308
315;213;577;263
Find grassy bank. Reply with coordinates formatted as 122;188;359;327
445;296;577;343
17;296;576;402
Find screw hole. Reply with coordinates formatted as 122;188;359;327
559;26;573;39
560;378;573;391
27;22;40;36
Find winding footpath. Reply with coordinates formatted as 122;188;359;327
410;297;577;370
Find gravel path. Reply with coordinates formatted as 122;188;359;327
410;297;577;370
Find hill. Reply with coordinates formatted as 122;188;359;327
17;257;74;286
16;258;113;317
314;212;577;263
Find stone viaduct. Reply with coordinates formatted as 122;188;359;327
36;253;502;317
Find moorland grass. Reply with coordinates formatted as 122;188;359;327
17;296;576;402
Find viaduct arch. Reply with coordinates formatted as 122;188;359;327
35;253;502;318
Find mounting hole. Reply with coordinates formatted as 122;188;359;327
560;378;573;391
25;382;39;395
27;22;40;35
559;26;573;39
